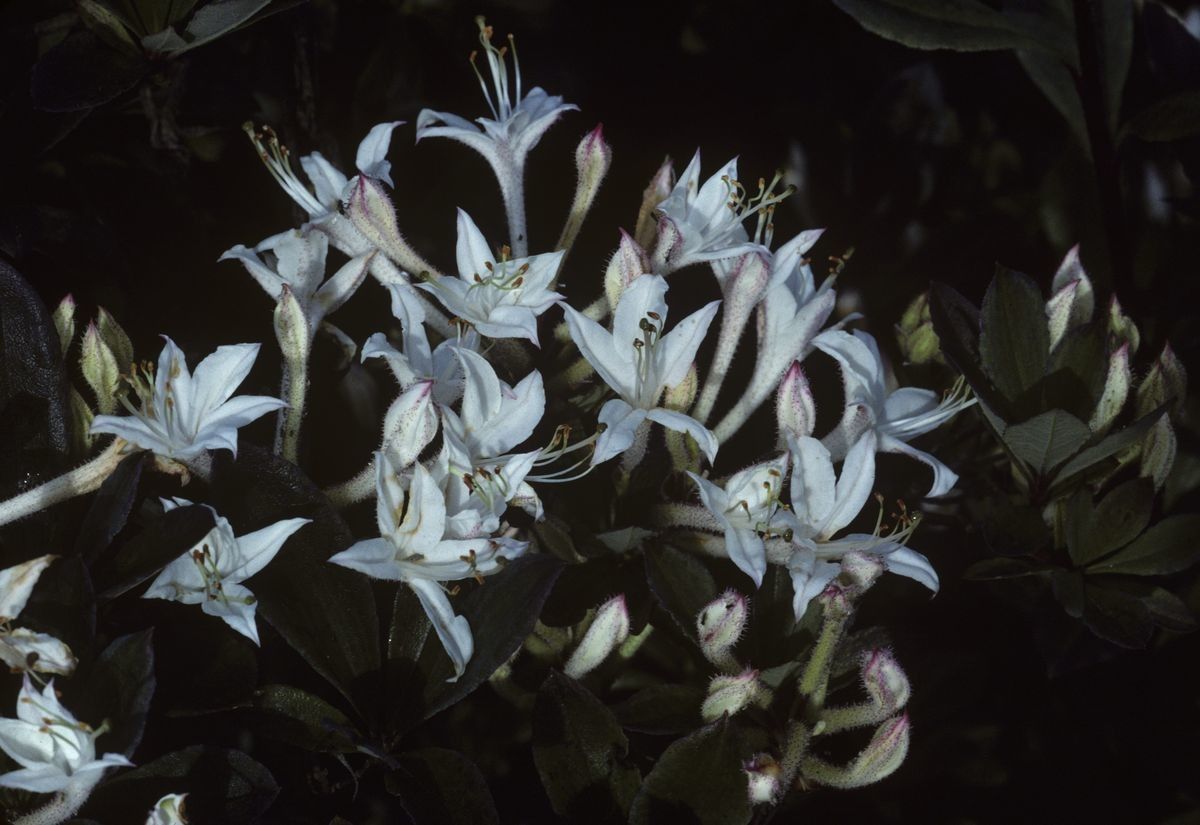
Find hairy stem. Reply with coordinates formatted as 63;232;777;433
0;441;125;527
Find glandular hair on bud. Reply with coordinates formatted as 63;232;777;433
273;285;311;360
839;551;885;594
604;231;650;312
696;589;748;667
701;669;763;721
776;361;816;444
861;648;910;714
563;594;630;679
803;714;910;789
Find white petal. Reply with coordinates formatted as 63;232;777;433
192;394;287;458
455;209;495;283
822;430;878;538
562;303;634;400
612;274;670;353
226;518;310;582
813;329;888;411
592;399;647;465
189;343;262;424
0;629;76;675
787;549;840;621
356;121;403;185
329;537;402;581
315;251;372;317
0;764;69;793
0;718;55;770
724;526;767;588
300;151;350;209
399;463;448;553
200;582;260;645
645;407;718;465
218;244;285;299
407;577;473;681
882;545;939;593
654;300;721;391
0;555;55;623
879;434;960;498
787;435;837;533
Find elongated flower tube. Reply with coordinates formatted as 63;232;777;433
416;17;577;256
562;274;720;466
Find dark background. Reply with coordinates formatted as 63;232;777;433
2;1;1199;822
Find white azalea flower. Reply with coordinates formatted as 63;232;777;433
0;675;131;794
415;17;577;255
219;228;372;334
689;455;789;587
0;555;76;676
90;337;286;462
329;454;527;680
417;209;564;344
562;274;721;466
146;793;188;825
781;434;937;620
813;329;974;498
142;499;310;645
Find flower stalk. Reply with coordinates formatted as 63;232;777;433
0;440;125;528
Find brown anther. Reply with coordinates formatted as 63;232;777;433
512;277;524;287
646;311;661;320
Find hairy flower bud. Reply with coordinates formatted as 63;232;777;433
776;362;816;446
634;156;674;251
702;669;765;721
564;594;630;679
861;649;910;715
839;550;886;594
273;284;311;361
696;589;748;670
80;321;121;416
1089;343;1130;435
343;175;406;263
575;123;612;195
1107;295;1140;355
744;753;782;805
52;294;75;357
1140;416;1177;491
804;714;910;789
895;291;941;365
604;231;650;312
1137;343;1187;420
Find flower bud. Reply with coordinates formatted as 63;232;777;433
839;551;885;594
52;294;75;357
1136;343;1187;420
817;583;852;620
701;669;765;721
743;753;782;805
650;214;684;272
381;380;438;469
564;594;630;679
146;792;189;825
1089;343;1130;435
776;361;816;447
1107;295;1140;355
273;285;311;363
635;155;674;251
575;124;612;197
895;292;941;365
663;362;698;412
805;714;910;789
343;175;407;264
1045;246;1094;351
96;306;134;375
604;230;650;312
1140;416;1177;491
861;649;910;715
696;589;749;669
80;321;121;415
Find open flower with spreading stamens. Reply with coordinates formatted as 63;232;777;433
814;329;974;498
0;675;131;793
652;151;794;273
689;456;789;587
143;499;310;645
779;434;937;620
328;454;527;680
416;17;577;254
562;274;721;466
0;555;76;676
417;209;563;344
89;338;286;462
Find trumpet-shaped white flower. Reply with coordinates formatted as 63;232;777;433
782;434;938;620
689;456;789;587
417;209;563;344
146;793;188;825
0;675;131;793
219;228;372;334
0;555;76;676
563;275;721;465
814;329;974;498
143;499;310;645
328;454;527;680
416;18;577;255
90;337;286;461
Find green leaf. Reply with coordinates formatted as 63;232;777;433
963;557;1054;580
212;447;381;720
1082;581;1152;647
644;543;718;639
422;554;564;718
1043;321;1108;418
94;504;215;601
30;31;146;112
533;672;641;819
927;281;1010;420
1120;90;1200;142
177;0;273;53
385;748;499;825
979;266;1050;410
67;630;154;758
75;451;145;562
830;0;1040;52
251;684;358;753
628;717;753;825
611;684;705;735
92;746;278;824
1049;406;1166;493
1097;0;1133;134
1140;586;1198;632
385;584;431;734
1087;514;1200;576
1003;409;1092;474
1017;48;1089;149
1051;569;1086;618
1066;479;1153;567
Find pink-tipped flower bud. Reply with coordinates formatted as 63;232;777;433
604;230;650;312
564;594;630;679
776;361;816;445
52;294;76;357
343;175;405;263
804;714;910;789
635;155;675;250
273;284;311;362
701;668;765;721
649;213;684;272
743;753;782;805
575;123;612;184
696;589;749;670
861;649;910;715
817;583;852;620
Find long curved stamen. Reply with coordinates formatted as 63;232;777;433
470;17;521;122
243;123;326;216
718;170;796;247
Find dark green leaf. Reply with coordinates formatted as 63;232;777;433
251;684;358;753
94;504;215;601
1003;409;1092;474
1140;586;1198;632
76;452;145;562
423;554;564;718
212;447;380;720
830;0;1039;52
1120;90;1200;142
155;617;258;714
1052;569;1086;618
611;684;705;735
385;748;499;825
1043;322;1108;418
22;555;96;654
1017;48;1090;149
178;0;272;52
963;557;1054;580
927;281;1010;420
533;672;641;820
30;31;146;112
644;543;717;639
67;630;154;758
979;266;1050;410
385;584;431;734
1087;514;1200;576
628;717;753;825
1082;580;1153;647
1066;479;1153;567
1097;0;1133;134
972;496;1051;557
1049;406;1166;494
90;746;278;824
